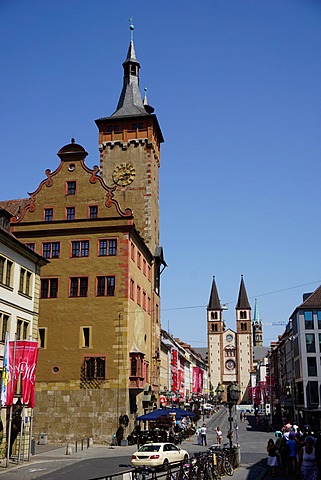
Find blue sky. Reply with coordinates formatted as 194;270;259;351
1;0;321;347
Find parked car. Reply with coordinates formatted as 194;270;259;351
131;442;189;469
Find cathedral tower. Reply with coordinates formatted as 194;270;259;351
95;23;164;255
252;299;263;346
207;277;224;395
236;275;253;401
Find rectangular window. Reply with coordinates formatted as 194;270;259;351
308;381;319;406
107;125;113;133
156;304;159;323
97;276;115;296
130;279;135;300
148;296;151;315
71;241;89;257
142;291;146;311
16;319;29;340
44;208;53;222
66;207;75;220
317;311;321;329
19;268;32;296
38;328;46;349
41;278;58;298
42;242;60;259
84;356;106;380
80;327;91;348
304;311;314;329
114;125;119;132
138;122;144;130
148;265;151;282
137;252;141;269
89;205;98;219
143;259;147;276
70;277;88;297
0;255;13;287
0;312;9;342
25;243;35;251
131;243;135;261
306;333;316;353
67;181;76;195
137;285;141;305
99;239;117;256
307;357;317;376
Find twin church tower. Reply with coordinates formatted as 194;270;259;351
207;276;263;402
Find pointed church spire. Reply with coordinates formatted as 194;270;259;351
111;21;153;118
253;299;261;324
208;276;221;310
236;275;250;309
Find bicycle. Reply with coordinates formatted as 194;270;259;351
119;464;157;480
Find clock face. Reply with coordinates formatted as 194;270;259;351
225;359;235;371
112;163;136;186
226;334;233;342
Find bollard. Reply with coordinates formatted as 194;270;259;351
31;439;36;455
88;437;93;448
66;444;72;455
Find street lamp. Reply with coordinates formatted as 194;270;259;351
216;383;224;403
228;383;240;449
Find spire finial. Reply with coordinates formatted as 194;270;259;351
129;17;134;41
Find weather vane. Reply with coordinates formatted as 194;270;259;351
129;17;134;41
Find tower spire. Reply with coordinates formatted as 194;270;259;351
253;299;261;324
111;21;153;118
236;275;250;309
208;276;221;310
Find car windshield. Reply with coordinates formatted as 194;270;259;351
138;445;161;452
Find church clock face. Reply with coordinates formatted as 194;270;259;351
226;334;233;343
225;359;235;371
112;162;136;186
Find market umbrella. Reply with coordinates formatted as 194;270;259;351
137;408;195;421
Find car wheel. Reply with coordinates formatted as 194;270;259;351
163;458;169;471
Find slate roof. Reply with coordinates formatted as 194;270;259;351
290;284;321;317
0;198;30;217
208;276;221;310
236;275;251;309
111;39;148;118
253;345;270;362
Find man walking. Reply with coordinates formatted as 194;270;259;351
200;424;207;446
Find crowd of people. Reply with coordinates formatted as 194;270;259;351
266;422;320;479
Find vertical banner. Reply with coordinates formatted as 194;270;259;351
0;332;9;406
192;367;203;393
2;341;38;407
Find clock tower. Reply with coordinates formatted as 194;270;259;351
95;23;164;255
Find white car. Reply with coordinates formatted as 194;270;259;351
131;442;189;469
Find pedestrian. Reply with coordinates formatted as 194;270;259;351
240;411;243;422
200;424;207;446
267;438;278;477
243;411;247;421
286;432;298;474
196;425;202;445
297;436;318;480
216;426;222;445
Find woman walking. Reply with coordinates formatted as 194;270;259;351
267;438;278;477
216;427;222;445
297;436;318;480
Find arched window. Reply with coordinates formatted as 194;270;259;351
240;311;247;319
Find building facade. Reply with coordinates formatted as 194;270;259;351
4;28;165;443
207;276;253;403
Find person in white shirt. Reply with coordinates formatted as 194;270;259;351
216;426;222;445
200;424;207;446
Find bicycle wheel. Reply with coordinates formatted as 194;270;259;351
223;460;234;476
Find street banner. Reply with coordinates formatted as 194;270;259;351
2;340;38;407
0;332;9;406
